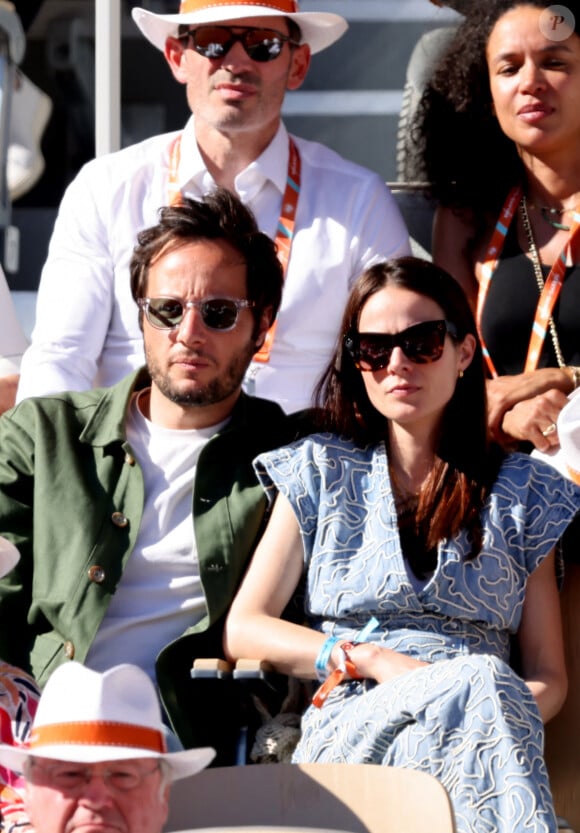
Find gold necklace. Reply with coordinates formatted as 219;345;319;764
519;196;566;369
526;201;573;231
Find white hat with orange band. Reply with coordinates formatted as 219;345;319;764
132;0;348;55
532;388;580;486
0;662;215;779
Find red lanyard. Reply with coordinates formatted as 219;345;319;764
167;133;301;363
478;186;580;377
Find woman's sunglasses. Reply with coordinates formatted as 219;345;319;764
137;296;254;332
180;25;299;63
344;319;459;372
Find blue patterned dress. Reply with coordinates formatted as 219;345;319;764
254;434;580;833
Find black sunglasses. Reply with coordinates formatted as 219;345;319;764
180;25;299;63
344;319;459;372
137;296;254;332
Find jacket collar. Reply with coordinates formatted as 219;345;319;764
79;368;151;447
79;368;283;448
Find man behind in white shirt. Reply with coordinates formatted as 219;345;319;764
15;0;410;414
0;189;303;758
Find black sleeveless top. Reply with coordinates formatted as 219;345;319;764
480;221;580;375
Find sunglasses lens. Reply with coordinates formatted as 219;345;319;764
147;298;184;329
192;27;230;58
245;30;284;61
355;336;392;372
200;299;239;330
401;321;447;363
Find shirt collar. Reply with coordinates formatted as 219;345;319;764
178;116;289;197
245;122;289;196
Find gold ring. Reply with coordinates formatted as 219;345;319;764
541;422;557;438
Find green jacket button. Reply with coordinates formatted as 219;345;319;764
88;565;106;583
111;512;129;528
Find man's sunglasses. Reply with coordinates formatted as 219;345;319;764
179;25;299;63
344;319;459;372
137;296;254;332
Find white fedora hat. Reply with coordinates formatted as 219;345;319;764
0;536;20;579
131;0;348;55
0;662;215;780
532;388;580;484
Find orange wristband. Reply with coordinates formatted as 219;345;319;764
312;641;362;708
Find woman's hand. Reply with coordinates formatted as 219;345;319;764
486;369;570;447
501;390;569;451
333;641;427;685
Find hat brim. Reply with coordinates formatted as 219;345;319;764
131;6;348;55
0;743;215;782
0;537;20;579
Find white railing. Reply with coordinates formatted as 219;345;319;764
95;0;121;156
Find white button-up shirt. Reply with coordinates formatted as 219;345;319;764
17;117;410;413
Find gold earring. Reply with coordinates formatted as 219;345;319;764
458;369;464;379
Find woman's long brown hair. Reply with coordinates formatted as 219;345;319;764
315;256;504;557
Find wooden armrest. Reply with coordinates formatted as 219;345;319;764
190;658;233;680
233;658;276;676
233;659;286;692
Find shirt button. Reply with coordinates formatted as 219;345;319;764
111;512;129;528
64;641;75;659
88;565;106;584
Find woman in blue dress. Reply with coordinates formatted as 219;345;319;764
224;256;580;833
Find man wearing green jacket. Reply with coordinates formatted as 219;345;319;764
0;189;303;757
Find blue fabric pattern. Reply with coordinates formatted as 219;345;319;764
254;434;580;833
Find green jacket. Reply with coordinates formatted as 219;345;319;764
0;368;304;747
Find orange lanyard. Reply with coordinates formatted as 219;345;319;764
478;186;580;377
167;133;301;363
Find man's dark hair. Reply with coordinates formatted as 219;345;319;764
286;18;302;43
130;189;283;336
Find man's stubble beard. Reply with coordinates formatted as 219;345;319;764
146;339;257;408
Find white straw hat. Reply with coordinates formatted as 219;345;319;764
532;388;580;484
0;536;20;579
0;662;215;779
131;0;348;55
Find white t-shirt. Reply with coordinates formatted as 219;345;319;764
17;117;410;413
85;392;227;681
